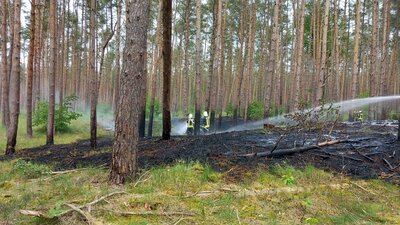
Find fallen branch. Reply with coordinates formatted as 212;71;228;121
356;150;375;162
320;151;363;162
239;138;372;158
351;182;377;195
64;203;100;225
114;210;196;217
19;210;48;218
51;169;80;175
383;158;394;170
270;135;285;153
238;140;341;157
20;191;127;219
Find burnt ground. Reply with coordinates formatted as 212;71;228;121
1;123;400;184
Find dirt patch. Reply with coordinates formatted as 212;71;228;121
1;123;399;184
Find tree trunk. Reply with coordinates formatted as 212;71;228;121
162;0;172;140
315;0;330;106
47;0;57;145
349;0;361;122
5;0;21;155
26;0;36;137
110;0;150;185
182;0;191;115
1;0;9;127
194;0;202;135
294;0;305;110
264;0;279;118
148;0;163;137
368;0;378;120
89;0;97;148
113;0;122;113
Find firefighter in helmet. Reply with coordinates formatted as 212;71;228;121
201;111;210;132
355;110;364;122
186;113;194;135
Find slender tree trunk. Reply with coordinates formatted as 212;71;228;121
349;0;361;122
26;0;36;137
113;0;121;113
162;0;172;140
315;0;330;105
369;0;378;120
264;0;279;118
333;0;340;101
110;0;150;185
47;0;57;145
182;0;191;115
89;0;97;148
1;0;9;127
294;0;305;110
194;0;202;135
5;0;21;155
148;0;162;137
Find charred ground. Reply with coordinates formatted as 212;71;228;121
1;123;399;184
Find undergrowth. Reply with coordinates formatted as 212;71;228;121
0;159;399;225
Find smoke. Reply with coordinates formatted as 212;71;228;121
222;95;400;133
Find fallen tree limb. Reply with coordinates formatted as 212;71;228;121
238;138;372;158
238;140;342;157
64;203;100;225
51;169;80;175
19;210;48;218
383;158;394;170
20;191;127;220
113;210;196;217
320;151;363;162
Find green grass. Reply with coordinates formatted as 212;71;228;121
0;158;399;224
0;113;109;153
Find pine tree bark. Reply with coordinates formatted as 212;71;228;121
47;0;57;145
182;0;191;115
113;0;122;112
110;0;150;185
5;0;21;155
162;0;172;140
148;0;162;137
333;0;340;101
194;0;202;135
26;0;36;137
294;0;305;110
368;0;378;120
264;0;279;118
1;0;9;127
349;0;361;122
89;0;97;148
315;0;330;105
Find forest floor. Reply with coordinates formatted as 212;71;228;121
1;120;400;224
5;122;400;184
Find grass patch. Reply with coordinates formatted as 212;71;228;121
0;114;109;153
0;160;398;224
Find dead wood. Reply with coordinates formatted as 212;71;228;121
356;150;375;162
64;203;100;225
320;151;363;162
19;210;48;218
19;191;127;220
113;210;196;217
238;138;371;158
383;158;394;170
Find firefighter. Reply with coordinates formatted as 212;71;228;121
201;111;210;133
186;114;194;135
355;110;364;122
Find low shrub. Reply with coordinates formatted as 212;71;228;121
247;101;264;120
33;95;82;133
